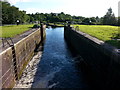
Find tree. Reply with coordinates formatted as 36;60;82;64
82;18;91;25
1;1;30;24
102;8;117;25
89;17;97;24
2;1;11;24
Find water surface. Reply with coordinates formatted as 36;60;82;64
32;27;89;89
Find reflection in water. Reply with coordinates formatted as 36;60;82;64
32;27;89;89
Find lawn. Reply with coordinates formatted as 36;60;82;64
0;24;34;38
73;25;120;48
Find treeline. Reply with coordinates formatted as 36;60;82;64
1;1;30;24
1;1;120;26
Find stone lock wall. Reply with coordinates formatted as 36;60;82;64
0;25;46;88
64;26;120;89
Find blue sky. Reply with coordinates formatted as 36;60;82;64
7;0;119;17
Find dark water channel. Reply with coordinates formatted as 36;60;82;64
32;27;90;89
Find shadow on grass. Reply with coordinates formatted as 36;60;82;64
105;40;120;49
28;27;33;28
106;29;120;48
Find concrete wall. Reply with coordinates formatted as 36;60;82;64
64;26;120;89
0;26;46;88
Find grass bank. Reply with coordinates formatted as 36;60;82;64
0;24;34;38
73;25;120;48
48;23;64;27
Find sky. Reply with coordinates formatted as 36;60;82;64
5;0;120;17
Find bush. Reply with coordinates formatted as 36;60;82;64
32;24;40;28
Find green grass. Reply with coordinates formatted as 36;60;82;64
0;24;34;38
55;24;64;26
73;25;120;48
49;23;64;26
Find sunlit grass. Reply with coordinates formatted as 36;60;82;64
73;25;120;48
0;24;34;38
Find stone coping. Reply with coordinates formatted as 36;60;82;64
0;28;40;55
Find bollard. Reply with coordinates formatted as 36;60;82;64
40;23;44;42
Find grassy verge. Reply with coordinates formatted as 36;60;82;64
48;23;64;26
73;25;120;48
0;24;34;38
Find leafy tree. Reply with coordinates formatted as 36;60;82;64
1;1;30;24
82;18;91;25
103;8;117;25
89;17;97;24
29;15;34;23
2;1;11;24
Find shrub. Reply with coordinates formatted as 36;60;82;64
32;24;40;28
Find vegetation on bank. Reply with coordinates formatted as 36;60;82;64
0;24;34;38
1;1;120;26
73;25;120;48
48;23;64;26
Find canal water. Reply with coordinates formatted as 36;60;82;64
32;27;89;89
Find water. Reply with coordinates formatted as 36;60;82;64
32;27;89;89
